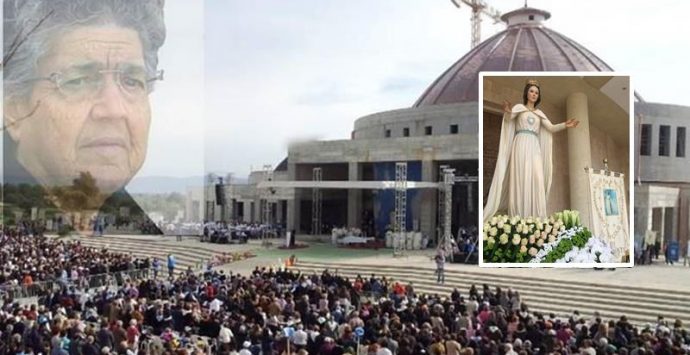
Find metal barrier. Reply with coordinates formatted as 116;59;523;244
0;268;151;299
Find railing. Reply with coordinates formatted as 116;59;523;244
0;268;152;299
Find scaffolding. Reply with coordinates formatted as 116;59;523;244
205;173;216;221
438;168;456;254
261;165;274;246
454;174;479;263
393;162;408;256
311;167;323;235
437;165;450;246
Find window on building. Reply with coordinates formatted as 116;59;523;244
450;124;459;134
403;127;410;137
385;129;391;138
659;125;670;156
677;127;686;157
640;124;651;156
425;126;432;135
528;15;534;20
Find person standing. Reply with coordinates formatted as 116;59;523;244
152;258;161;279
167;254;176;278
664;242;674;265
435;250;446;284
644;230;656;264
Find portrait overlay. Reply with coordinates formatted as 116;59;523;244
2;0;204;236
479;73;633;267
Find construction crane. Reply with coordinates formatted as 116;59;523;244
451;0;503;48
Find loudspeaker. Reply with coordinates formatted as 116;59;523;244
215;184;226;206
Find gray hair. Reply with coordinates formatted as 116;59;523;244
3;0;166;100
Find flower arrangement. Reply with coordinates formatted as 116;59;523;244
552;210;581;230
529;226;591;263
483;214;567;263
559;234;615;263
482;210;617;264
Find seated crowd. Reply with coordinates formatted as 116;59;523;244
1;226;688;354
0;263;688;355
1;228;150;295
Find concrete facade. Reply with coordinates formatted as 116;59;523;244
634;102;690;256
353;103;477;139
285;110;477;240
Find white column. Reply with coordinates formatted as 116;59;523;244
566;92;593;228
347;161;362;228
286;163;301;233
420;158;436;238
243;201;252;223
276;200;284;225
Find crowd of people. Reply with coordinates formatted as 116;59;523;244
0;228;151;298
2;224;689;354
0;257;688;354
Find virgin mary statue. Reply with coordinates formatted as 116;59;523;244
483;80;579;222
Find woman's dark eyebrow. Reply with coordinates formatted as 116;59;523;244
56;62;146;73
56;61;102;73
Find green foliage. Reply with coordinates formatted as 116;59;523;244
2;183;54;210
541;228;592;263
50;172;104;211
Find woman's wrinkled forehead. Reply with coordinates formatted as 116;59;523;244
39;25;144;73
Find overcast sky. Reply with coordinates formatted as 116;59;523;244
139;0;690;181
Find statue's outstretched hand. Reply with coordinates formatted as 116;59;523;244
566;119;580;128
503;100;512;114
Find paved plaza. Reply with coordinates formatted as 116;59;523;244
79;234;690;292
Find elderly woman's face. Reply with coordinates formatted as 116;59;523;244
9;25;151;194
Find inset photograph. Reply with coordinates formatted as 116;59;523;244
479;73;633;267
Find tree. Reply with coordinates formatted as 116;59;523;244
50;172;105;212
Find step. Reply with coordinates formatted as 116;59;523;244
295;266;690;327
294;263;690;326
72;238;219;256
74;239;217;262
72;236;226;255
75;239;254;270
294;265;689;319
70;243;200;269
297;261;690;301
293;263;689;314
295;262;690;309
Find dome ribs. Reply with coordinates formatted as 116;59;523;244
412;7;616;107
525;28;546;71
553;31;614;71
534;27;577;71
464;28;516;102
507;27;523;71
412;30;505;107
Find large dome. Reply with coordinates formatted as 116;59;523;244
413;6;613;107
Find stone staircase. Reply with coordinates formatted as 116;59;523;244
65;236;218;270
294;260;690;327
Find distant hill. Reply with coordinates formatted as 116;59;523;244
126;176;248;194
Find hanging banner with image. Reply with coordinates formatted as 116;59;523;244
586;168;629;261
